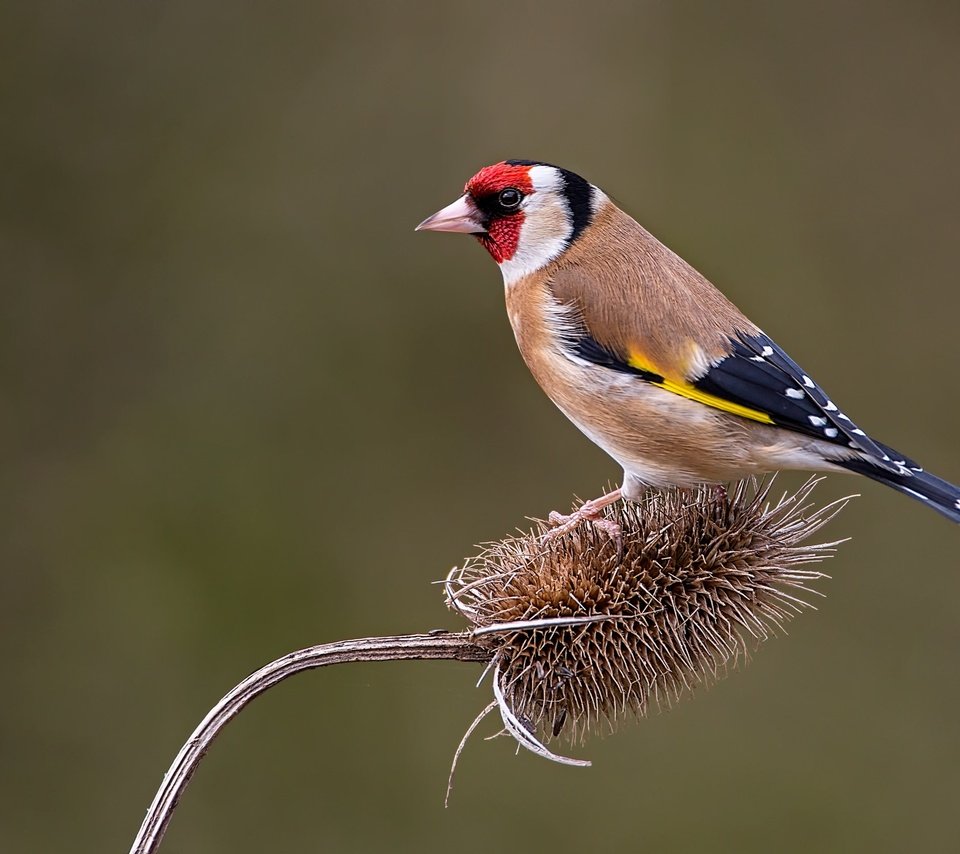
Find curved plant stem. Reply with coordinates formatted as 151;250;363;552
129;631;489;854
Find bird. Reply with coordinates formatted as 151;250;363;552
416;159;960;533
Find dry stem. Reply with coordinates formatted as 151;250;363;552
128;632;489;854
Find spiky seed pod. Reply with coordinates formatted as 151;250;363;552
445;478;848;765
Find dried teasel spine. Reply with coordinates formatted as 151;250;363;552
445;477;850;775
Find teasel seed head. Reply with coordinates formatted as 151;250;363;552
445;478;850;773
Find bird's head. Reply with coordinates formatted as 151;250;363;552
416;160;603;283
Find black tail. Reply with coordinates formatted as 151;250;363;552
836;442;960;523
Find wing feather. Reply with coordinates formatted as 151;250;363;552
559;317;903;474
727;331;901;470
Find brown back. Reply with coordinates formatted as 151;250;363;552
546;202;757;380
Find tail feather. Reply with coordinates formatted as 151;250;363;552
836;441;960;523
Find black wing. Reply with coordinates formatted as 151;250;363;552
567;325;908;475
694;331;905;472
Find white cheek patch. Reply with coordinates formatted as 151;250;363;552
499;165;575;287
528;164;564;193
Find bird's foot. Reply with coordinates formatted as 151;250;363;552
547;510;623;543
544;489;623;544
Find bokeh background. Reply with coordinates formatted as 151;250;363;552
3;2;959;851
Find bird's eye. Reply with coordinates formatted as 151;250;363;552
497;188;523;210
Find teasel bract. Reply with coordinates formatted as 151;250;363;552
445;478;849;772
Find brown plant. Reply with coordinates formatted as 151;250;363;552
445;478;848;768
130;477;850;852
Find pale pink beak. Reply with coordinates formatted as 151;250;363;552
415;194;486;234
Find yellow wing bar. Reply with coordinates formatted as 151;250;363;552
655;377;774;424
626;351;774;426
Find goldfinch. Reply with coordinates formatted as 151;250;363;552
416;160;960;529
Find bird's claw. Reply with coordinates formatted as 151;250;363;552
545;504;622;548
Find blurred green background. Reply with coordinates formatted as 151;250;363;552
3;2;959;852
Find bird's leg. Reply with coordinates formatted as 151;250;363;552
545;488;623;542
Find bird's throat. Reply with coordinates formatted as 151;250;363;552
475;213;524;264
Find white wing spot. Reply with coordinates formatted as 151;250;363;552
837;412;852;421
851;428;866;436
808;415;828;427
802;375;815;388
750;355;765;362
761;346;774;357
563;352;597;369
824;427;839;438
955;498;960;511
824;400;838;411
785;387;804;399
